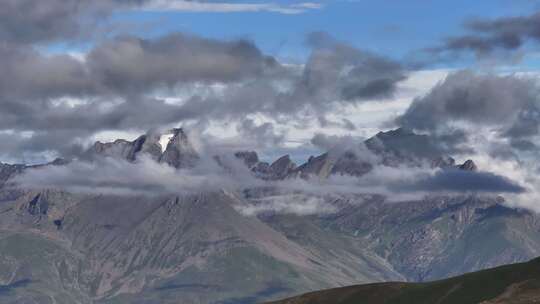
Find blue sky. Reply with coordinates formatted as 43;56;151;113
108;0;539;63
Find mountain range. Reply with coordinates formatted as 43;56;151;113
0;127;538;304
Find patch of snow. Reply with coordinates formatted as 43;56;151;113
159;133;174;153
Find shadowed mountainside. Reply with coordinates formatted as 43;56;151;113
266;256;540;304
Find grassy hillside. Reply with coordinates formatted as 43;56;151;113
266;256;540;304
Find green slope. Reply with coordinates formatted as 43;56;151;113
266;256;540;304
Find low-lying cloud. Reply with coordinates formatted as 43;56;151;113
406;169;525;194
6;133;531;219
11;155;258;196
234;194;336;216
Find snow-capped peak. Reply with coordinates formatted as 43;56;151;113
159;133;175;153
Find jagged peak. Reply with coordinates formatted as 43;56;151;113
270;154;297;179
375;127;417;138
171;127;186;136
458;159;477;171
270;154;294;167
87;127;199;168
234;151;260;168
159;128;199;168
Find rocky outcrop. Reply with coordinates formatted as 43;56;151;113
365;128;451;167
233;152;297;180
331;151;373;176
159;128;199;168
458;159;478;171
234;151;260;169
86;127;479;182
431;156;456;168
138;133;163;160
291;153;334;179
89;139;141;161
88;128;199;168
0;163;25;186
269;155;297;179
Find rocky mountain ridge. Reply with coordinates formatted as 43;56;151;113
88;128;199;168
84;127;477;182
0;127;530;304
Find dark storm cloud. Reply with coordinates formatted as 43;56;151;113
397;71;538;131
190;32;407;120
503;108;540;139
304;32;407;102
236;119;285;148
316;117;356;130
0;0;151;45
0;33;275;101
87;33;279;92
0;0;92;45
429;11;540;57
394;70;540;158
0;45;92;101
509;138;538;152
407;169;526;193
310;133;363;151
0;0;321;46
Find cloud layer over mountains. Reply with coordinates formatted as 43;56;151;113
3;1;540;213
9;127;527;216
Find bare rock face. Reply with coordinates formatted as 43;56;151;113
138;133;163;161
458;159;478;171
281;128;460;181
233;152;296;180
253;161;272;177
288;151;372;180
159;128;199;168
234;151;260;169
431;156;456;169
365;128;451;167
88;128;199;168
292;153;334;179
270;155;297;179
89;139;140;161
0;163;25;186
331;151;373;177
86;127;468;182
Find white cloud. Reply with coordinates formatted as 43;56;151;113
140;1;323;14
12;155;258;196
235;194;337;216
